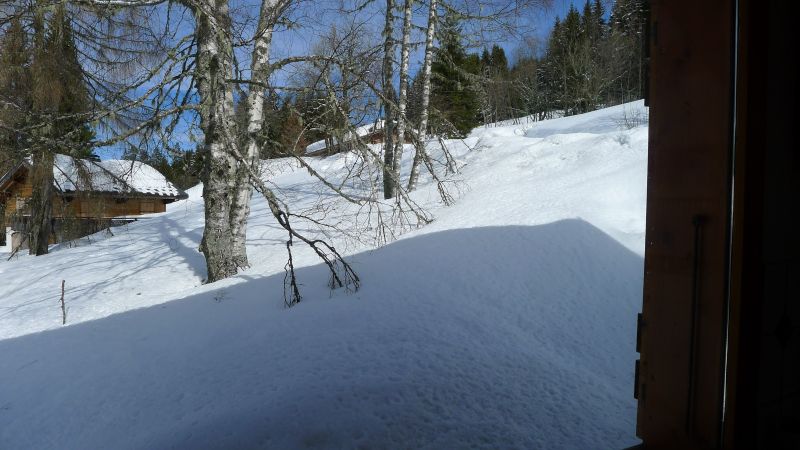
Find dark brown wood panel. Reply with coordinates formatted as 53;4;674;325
636;0;736;448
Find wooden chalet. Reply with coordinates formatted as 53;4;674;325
304;120;415;157
0;154;187;249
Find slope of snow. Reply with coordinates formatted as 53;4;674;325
0;101;648;449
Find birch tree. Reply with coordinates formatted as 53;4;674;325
190;0;241;281
390;0;412;199
380;0;397;199
229;0;291;271
193;0;363;286
406;0;437;192
407;0;550;190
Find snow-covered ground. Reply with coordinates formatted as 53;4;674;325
0;101;647;449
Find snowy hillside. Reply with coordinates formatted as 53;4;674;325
0;101;647;449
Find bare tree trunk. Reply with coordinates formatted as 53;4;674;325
407;0;436;192
195;0;240;283
391;0;412;199
26;6;53;256
28;149;54;255
381;0;396;199
229;0;284;269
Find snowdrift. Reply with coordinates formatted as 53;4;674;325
0;101;648;448
1;220;641;449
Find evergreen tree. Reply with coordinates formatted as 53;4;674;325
560;5;584;114
0;17;32;171
489;45;509;77
406;71;424;128
255;90;285;158
479;44;513;123
507;45;546;121
581;0;601;43
540;16;565;112
538;2;618;116
162;150;201;190
611;0;646;36
46;8;94;157
429;11;481;137
479;47;492;74
0;18;32;247
592;0;607;40
23;7;96;255
518;0;647;118
609;0;646;104
28;8;95;158
278;104;308;156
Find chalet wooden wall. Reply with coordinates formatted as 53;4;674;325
1;172;33;221
2;171;167;226
53;196;167;219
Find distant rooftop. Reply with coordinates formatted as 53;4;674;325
0;154;186;199
52;154;185;198
305;120;386;154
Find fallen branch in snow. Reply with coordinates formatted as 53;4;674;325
283;234;301;307
268;194;360;307
229;146;360;307
60;280;66;325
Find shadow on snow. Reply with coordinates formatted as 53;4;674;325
0;219;643;450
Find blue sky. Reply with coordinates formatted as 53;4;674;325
95;0;609;159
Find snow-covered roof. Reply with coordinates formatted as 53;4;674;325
305;120;385;154
49;154;186;198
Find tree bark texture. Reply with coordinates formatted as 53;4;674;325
28;150;54;255
381;0;397;199
229;0;284;269
195;0;240;282
392;0;413;197
407;0;437;192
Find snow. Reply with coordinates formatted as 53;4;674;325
0;101;648;449
52;154;185;197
